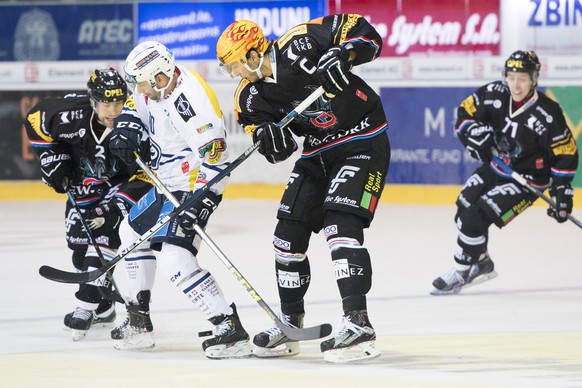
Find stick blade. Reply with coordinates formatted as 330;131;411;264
39;265;101;284
280;323;333;341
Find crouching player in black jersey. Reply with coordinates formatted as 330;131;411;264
431;50;578;295
216;15;390;363
25;69;151;340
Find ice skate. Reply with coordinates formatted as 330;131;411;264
64;300;116;330
113;291;154;350
431;255;498;295
320;310;380;363
202;303;252;359
69;307;94;341
252;312;303;357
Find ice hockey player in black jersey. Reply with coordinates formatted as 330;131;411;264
431;50;578;295
216;15;390;363
25;69;151;340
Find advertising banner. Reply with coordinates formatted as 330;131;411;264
506;0;582;56
137;1;325;60
382;86;582;185
0;4;133;61
382;86;478;184
0;90;87;180
329;0;500;57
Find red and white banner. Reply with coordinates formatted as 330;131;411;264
329;0;500;57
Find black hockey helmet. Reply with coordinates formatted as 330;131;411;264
503;50;540;84
87;68;128;103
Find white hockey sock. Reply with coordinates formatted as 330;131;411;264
157;243;232;318
119;218;156;300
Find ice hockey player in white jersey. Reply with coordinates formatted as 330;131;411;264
108;41;252;359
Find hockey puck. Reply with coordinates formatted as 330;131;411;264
198;330;213;337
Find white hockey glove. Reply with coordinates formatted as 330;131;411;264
39;148;73;193
179;191;222;231
316;46;352;97
459;123;495;162
547;182;574;223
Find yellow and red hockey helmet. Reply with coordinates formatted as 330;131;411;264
216;20;268;78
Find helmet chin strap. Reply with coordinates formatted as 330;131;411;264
153;73;175;99
244;53;265;80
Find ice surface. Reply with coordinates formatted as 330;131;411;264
1;199;581;387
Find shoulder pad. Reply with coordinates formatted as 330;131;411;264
234;79;252;113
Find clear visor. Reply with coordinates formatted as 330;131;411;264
218;62;236;79
218;56;246;79
124;73;139;93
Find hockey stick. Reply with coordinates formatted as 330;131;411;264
491;156;582;229
67;192;126;303
39;86;326;284
66;191;126;304
134;155;331;340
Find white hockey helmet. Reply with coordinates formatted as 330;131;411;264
123;41;175;95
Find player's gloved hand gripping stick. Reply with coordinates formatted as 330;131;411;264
490;155;582;229
39;86;326;285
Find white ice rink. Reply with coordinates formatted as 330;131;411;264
1;198;581;387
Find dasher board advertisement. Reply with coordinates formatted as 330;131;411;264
137;1;325;60
329;0;500;57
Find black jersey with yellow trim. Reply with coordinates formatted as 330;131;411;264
233;14;388;158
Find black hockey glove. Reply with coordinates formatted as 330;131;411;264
316;45;352;97
547;182;574;223
179;190;222;231
459;123;495;162
110;114;144;165
252;122;296;161
39;149;73;193
86;200;127;234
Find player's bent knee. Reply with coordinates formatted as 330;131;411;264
324;211;365;251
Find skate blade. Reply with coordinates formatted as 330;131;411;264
113;332;155;351
72;329;88;342
252;341;300;358
205;340;253;359
323;341;381;364
430;271;498;296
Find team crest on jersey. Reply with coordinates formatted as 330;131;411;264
296;86;337;129
174;93;196;122
198;138;226;163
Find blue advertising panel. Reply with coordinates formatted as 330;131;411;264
0;4;133;61
137;1;326;60
382;87;479;185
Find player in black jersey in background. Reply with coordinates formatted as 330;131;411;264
431;50;578;295
217;14;390;363
25;69;151;340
